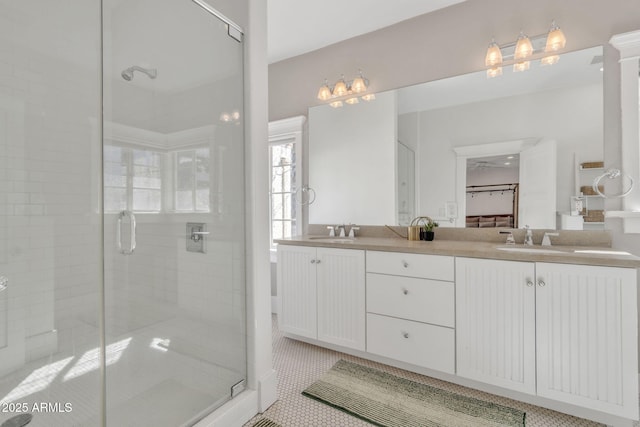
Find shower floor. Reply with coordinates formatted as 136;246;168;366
0;314;244;427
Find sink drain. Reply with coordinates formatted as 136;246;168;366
1;414;33;427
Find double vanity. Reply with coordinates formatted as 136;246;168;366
276;230;640;426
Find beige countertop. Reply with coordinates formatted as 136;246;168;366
276;236;640;268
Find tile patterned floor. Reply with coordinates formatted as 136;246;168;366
245;315;628;427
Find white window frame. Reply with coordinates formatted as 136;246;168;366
268;116;306;259
173;148;211;213
104;144;163;214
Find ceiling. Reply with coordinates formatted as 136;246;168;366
267;0;466;64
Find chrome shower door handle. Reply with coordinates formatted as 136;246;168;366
117;210;136;255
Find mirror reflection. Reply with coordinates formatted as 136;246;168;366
308;46;604;230
465;154;519;228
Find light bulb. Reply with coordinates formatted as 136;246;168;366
345;97;359;105
361;94;376;101
351;73;367;93
514;32;533;60
329;100;343;108
486;66;503;78
545;21;566;52
513;61;530;72
485;40;503;67
317;80;332;101
333;77;348;97
541;55;559;66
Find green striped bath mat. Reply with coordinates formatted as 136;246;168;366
303;360;525;427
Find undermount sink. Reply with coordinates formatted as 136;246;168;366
495;246;564;255
308;236;354;243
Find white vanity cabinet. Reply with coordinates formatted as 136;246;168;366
277;245;366;351
455;258;536;394
365;251;455;374
535;262;638;419
456;257;639;419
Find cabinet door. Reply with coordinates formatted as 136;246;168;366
536;263;638;419
316;247;365;351
456;257;536;394
277;245;317;339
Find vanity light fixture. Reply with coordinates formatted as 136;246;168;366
485;39;503;77
317;79;332;101
541;20;566;66
485;20;567;78
332;76;348;97
513;31;533;72
316;70;373;107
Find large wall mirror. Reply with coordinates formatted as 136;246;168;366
308;46;604;230
610;30;640;233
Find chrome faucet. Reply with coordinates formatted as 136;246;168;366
524;225;533;246
348;226;360;238
336;225;346;237
499;230;516;245
327;226;336;236
541;232;559;246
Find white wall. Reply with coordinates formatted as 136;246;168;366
309;91;397;225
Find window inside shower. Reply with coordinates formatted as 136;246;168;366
104;146;163;213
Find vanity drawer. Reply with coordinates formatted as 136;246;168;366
367;273;454;327
367;313;454;374
366;251;454;281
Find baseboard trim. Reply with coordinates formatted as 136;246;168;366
258;368;278;411
195;390;258;427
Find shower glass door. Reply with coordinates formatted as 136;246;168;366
102;1;246;426
0;1;104;426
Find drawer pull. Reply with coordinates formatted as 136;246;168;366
526;280;534;287
402;332;409;339
310;259;316;264
316;259;321;264
402;261;409;268
402;288;409;295
538;279;546;287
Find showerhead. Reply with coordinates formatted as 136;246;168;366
121;66;157;81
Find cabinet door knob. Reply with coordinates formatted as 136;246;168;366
315;259;321;264
538;279;546;287
402;332;409;339
526;280;534;287
310;259;316;264
402;261;409;268
402;288;409;295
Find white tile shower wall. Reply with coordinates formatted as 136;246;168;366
0;4;102;369
104;216;245;374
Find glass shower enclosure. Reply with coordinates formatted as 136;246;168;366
0;1;246;426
